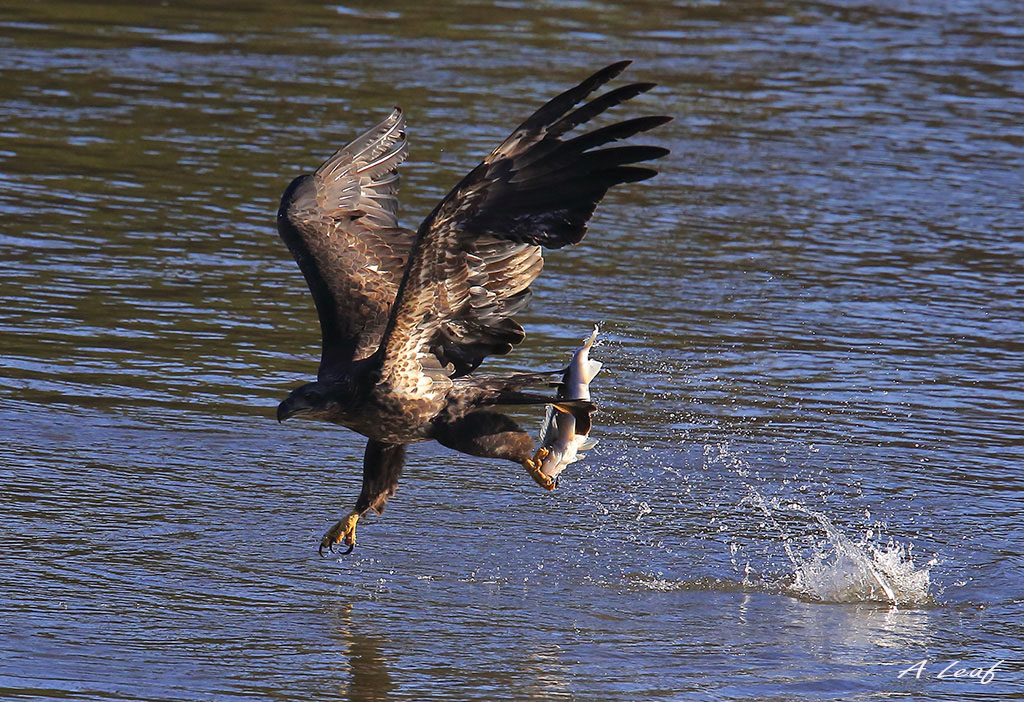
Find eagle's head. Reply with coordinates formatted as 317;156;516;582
276;380;351;423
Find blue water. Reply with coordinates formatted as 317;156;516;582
2;1;1023;699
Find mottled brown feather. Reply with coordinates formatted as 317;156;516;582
277;108;415;377
378;62;670;399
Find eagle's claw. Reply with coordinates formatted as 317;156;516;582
523;448;556;491
319;511;360;556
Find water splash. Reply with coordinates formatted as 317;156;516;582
744;488;933;607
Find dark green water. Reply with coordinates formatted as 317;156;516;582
2;1;1023;700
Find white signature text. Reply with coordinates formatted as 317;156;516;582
898;659;1003;685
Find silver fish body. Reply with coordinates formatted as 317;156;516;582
537;327;602;479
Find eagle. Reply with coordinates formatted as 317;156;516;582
274;61;670;555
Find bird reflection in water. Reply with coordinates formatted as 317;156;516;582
333;604;393;702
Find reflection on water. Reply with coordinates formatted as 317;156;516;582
345;636;393;702
333;605;394;702
2;0;1024;700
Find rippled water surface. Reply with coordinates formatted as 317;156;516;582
2;1;1023;700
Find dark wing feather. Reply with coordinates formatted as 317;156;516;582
277;109;415;377
378;61;670;401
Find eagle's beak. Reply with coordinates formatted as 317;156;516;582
277;398;305;423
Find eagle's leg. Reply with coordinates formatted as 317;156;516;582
431;411;557;491
319;440;407;556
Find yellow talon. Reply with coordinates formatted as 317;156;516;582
319;510;360;556
523;447;556;491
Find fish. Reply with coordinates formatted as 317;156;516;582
537;326;602;481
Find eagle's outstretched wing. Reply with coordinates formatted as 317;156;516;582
377;61;670;402
277;108;415;377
